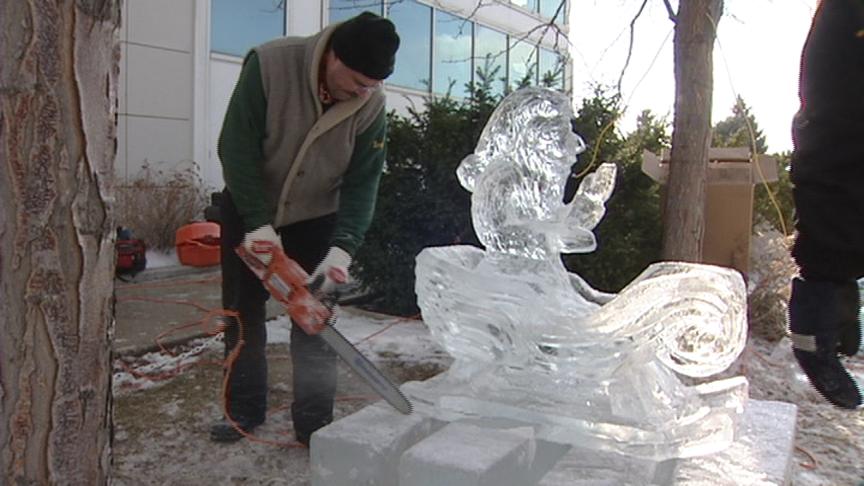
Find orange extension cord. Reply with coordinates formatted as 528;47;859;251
117;276;822;469
115;276;417;448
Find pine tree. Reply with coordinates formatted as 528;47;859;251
712;95;768;154
563;106;668;292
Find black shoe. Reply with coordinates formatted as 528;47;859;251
838;308;863;358
295;431;310;448
789;277;863;410
291;401;333;448
209;417;263;443
793;348;862;409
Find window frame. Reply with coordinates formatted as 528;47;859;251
432;9;474;97
385;0;434;92
321;0;570;95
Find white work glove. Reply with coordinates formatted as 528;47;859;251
242;224;283;267
308;246;352;296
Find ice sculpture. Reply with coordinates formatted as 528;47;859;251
411;86;749;460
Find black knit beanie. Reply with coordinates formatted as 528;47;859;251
331;12;400;80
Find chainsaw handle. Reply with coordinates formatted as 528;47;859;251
235;244;332;335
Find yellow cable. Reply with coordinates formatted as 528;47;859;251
576;8;791;243
711;13;790;238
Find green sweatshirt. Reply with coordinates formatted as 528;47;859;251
218;50;387;256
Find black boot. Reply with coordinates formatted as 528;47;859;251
788;277;862;409
209;415;264;443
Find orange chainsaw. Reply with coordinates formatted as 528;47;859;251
235;241;412;414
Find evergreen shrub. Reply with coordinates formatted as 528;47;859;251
352;86;497;315
354;87;670;314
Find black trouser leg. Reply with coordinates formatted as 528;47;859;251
290;325;339;442
790;0;864;282
219;190;269;424
787;0;864;409
219;188;339;436
276;216;339;442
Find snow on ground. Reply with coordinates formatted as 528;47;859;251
742;337;864;486
249;308;452;369
112;305;863;485
113;337;223;393
112;307;451;398
145;249;181;268
111;308;449;485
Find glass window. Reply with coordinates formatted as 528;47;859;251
329;0;383;24
474;25;508;98
509;39;538;90
211;0;285;57
434;11;473;97
387;0;432;91
539;0;565;21
539;47;566;90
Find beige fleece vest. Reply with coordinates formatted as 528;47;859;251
254;26;385;227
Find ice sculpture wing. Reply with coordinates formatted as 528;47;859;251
557;162;617;254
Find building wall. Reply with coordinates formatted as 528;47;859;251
119;0;570;192
205;54;240;190
117;0;196;184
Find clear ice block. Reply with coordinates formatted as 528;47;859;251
310;403;441;485
412;86;749;461
398;423;536;486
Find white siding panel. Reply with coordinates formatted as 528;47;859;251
118;42;128;115
288;1;322;36
124;116;193;180
126;0;194;52
119;0;129;42
125;44;193;119
116;114;129;182
384;85;426;118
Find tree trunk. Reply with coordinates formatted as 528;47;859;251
0;1;120;484
662;0;723;262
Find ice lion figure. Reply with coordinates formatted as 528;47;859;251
410;87;749;460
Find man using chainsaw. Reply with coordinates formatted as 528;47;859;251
211;12;400;445
787;0;864;410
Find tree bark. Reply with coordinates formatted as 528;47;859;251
663;0;723;262
1;1;120;484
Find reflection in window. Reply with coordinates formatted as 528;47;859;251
434;11;473;97
539;0;565;20
328;0;383;24
387;0;432;91
539;47;566;90
474;25;508;98
509;39;538;90
211;0;285;57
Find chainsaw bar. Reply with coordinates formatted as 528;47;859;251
318;324;413;414
236;244;413;414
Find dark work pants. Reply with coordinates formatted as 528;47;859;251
219;190;338;438
790;0;864;282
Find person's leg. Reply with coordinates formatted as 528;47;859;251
289;324;338;446
278;214;339;446
787;277;861;409
788;0;864;409
789;182;864;409
211;190;271;441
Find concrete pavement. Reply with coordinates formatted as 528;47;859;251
113;264;282;356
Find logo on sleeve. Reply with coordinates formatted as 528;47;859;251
372;139;385;150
